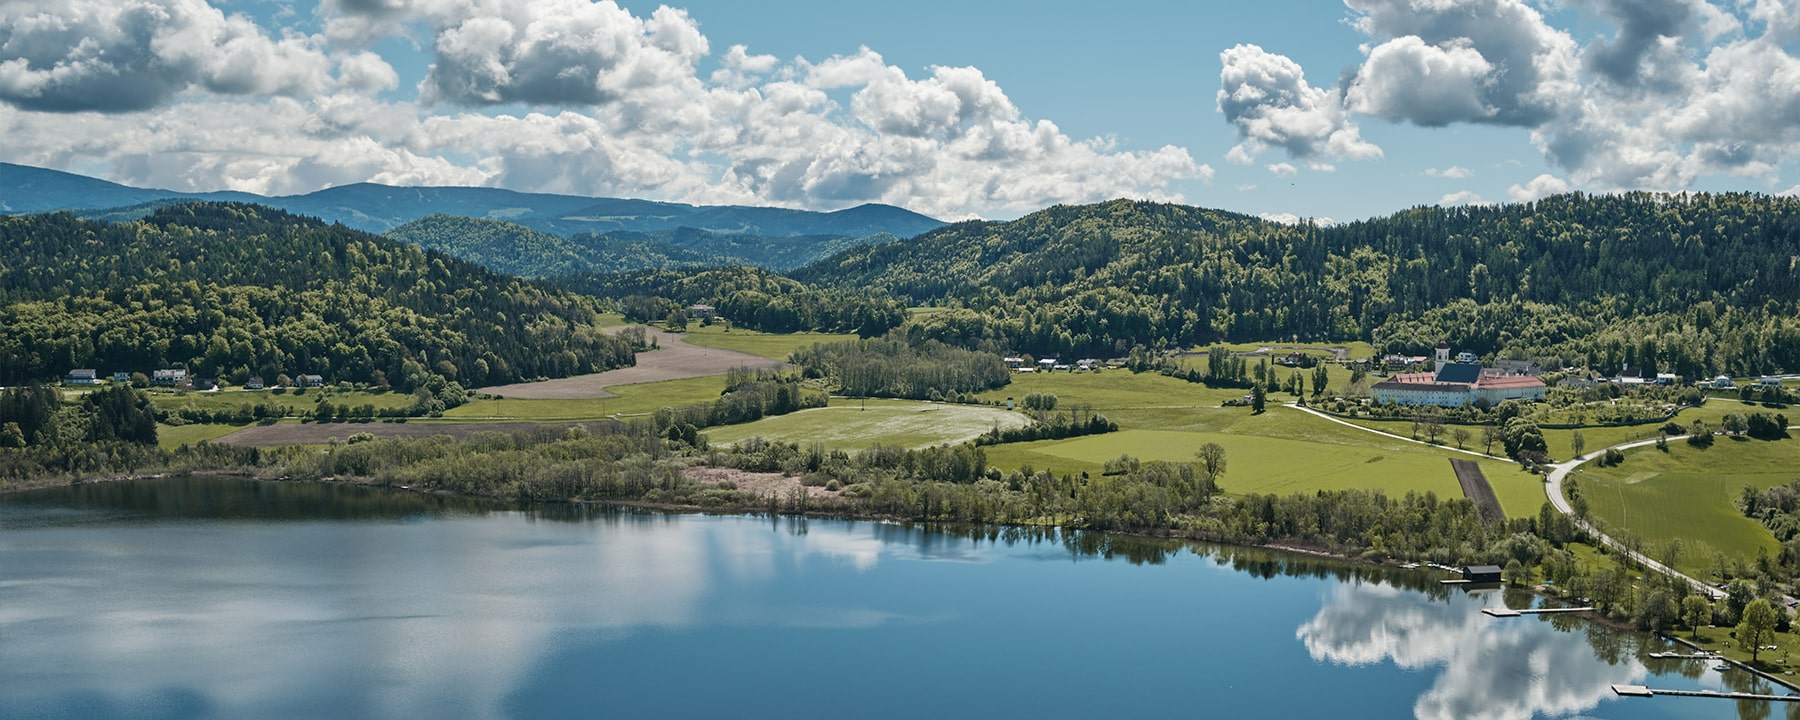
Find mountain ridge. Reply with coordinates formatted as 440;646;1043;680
0;162;946;239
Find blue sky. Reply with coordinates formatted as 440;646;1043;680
3;0;1797;221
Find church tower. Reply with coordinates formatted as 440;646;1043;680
1435;340;1451;366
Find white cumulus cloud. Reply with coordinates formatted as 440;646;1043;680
0;0;332;112
1217;43;1381;165
1508;174;1570;202
0;0;1206;219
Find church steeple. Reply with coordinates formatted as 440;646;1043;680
1435;340;1450;366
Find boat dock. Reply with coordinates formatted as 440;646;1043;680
1611;684;1799;702
1482;606;1594;617
1648;651;1720;660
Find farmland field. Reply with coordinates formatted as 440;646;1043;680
703;401;1030;450
1576;436;1800;578
680;325;855;362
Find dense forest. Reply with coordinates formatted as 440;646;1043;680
784;193;1800;374
561;265;906;336
790;336;1011;400
385;215;730;278
0;203;637;388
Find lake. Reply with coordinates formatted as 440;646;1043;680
0;477;1786;719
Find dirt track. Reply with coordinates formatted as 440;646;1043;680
213;420;618;447
478;327;787;400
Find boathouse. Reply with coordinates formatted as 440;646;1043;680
1462;565;1503;583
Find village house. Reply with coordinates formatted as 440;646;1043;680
152;369;187;386
112;372;131;384
298;374;325;387
1492;359;1542;376
64;369;98;385
246;376;265;390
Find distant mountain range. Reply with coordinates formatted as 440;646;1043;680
0;163;945;269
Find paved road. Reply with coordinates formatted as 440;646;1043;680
1546;425;1800;602
1292;401;1796;602
1544;436;1726;600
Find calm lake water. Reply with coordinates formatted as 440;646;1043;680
0;478;1789;720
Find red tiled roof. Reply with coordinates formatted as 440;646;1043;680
1474;375;1546;390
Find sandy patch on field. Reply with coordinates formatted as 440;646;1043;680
682;465;837;500
478;326;787;400
213;421;611;446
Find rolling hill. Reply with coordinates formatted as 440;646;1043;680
0;162;946;239
788;194;1800;373
0;203;637;388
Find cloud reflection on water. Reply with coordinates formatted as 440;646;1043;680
0;511;947;720
1296;581;1647;720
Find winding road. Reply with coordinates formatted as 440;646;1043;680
1292;401;1795;601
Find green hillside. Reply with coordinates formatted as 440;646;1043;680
386;215;730;277
789;194;1800;373
0;203;636;389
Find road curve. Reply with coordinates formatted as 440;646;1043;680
1289;401;1792;602
1544;436;1726;600
1546;425;1800;602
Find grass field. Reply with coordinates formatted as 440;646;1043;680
680;325;856;361
981;406;1544;518
1334;398;1769;460
1577;437;1800;578
703;400;1030;450
445;375;731;421
157;422;252;449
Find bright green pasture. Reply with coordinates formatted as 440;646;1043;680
444;375;730;421
1210;340;1378;360
680;325;855;361
703;401;1030;450
974;370;1244;429
983;411;1542;518
156;422;250;449
1333;399;1759;460
1576;437;1800;578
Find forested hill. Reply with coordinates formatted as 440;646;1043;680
0;203;637;387
791;193;1800;375
385;215;730;277
385;215;896;276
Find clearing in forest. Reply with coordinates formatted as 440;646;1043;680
478;327;784;400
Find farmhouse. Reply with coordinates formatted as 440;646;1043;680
246;376;265;390
298;374;325;387
1370;343;1546;407
152;369;187;386
64;369;98;385
113;372;131;383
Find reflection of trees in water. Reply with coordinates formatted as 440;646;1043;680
5;475;502;521
1721;669;1775;720
1296;581;1657;720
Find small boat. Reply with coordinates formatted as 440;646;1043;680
1714;664;1732;672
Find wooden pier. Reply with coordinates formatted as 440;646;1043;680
1611;684;1799;702
1482;606;1594;617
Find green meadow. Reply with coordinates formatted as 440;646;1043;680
1576;436;1800;579
445;375;732;421
680;324;856;361
156;422;252;450
703;400;1029;450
